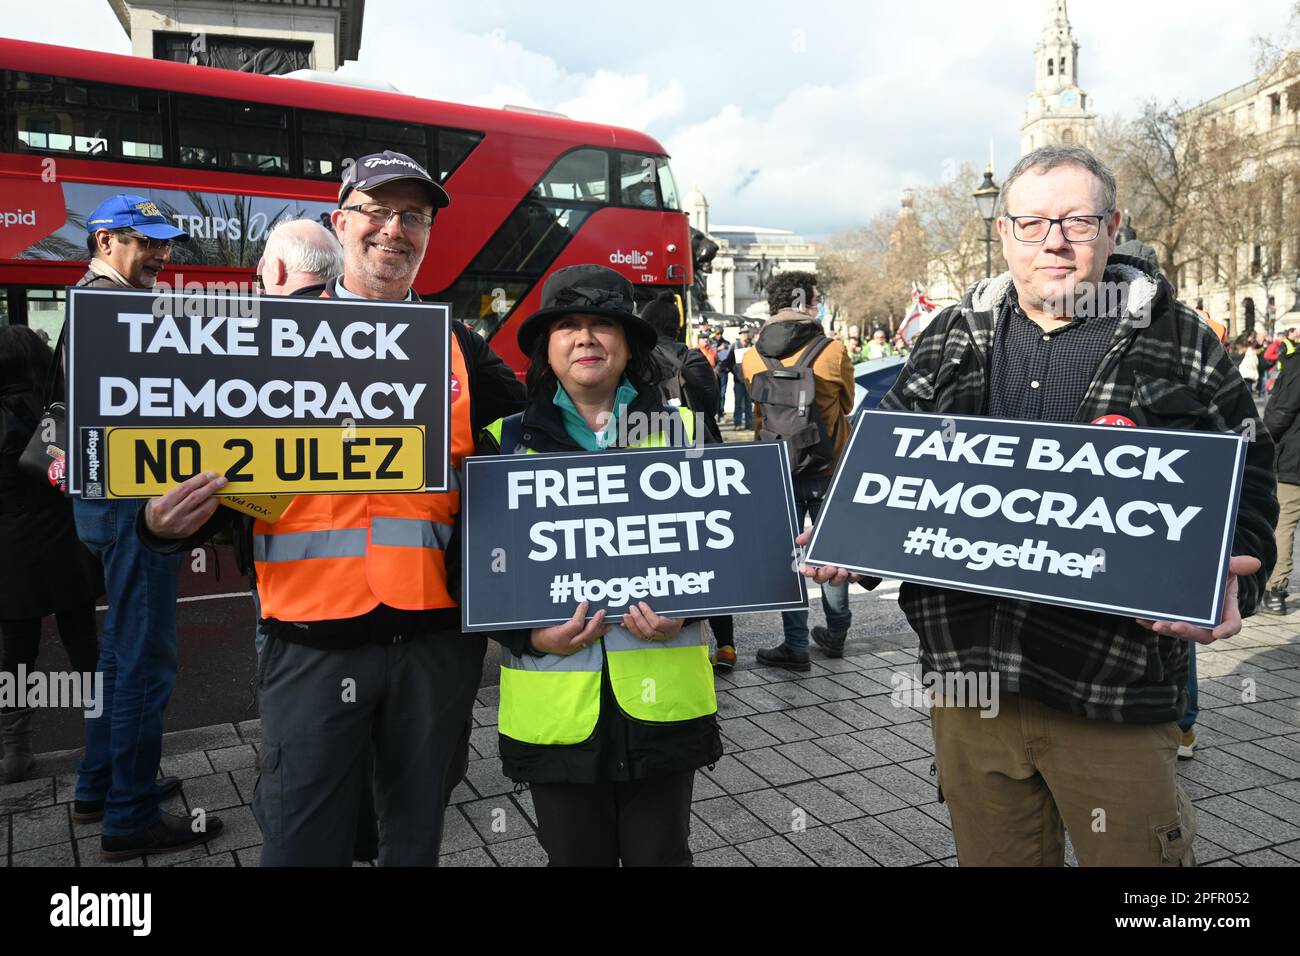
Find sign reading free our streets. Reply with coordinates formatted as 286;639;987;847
460;441;809;631
66;288;452;498
804;410;1248;627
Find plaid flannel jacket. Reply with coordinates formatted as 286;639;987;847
876;256;1278;724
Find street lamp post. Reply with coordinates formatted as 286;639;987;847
972;166;1000;279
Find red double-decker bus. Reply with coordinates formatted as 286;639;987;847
0;38;691;371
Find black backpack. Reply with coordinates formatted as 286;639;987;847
749;335;836;477
651;340;691;409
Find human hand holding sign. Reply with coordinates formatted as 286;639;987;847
795;528;863;586
530;601;609;655
1136;555;1262;644
621;601;684;642
144;471;227;539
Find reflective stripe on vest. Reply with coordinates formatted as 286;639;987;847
493;406;717;745
253;330;474;622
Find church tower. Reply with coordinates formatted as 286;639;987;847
1020;0;1097;155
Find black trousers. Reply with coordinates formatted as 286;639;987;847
530;769;696;866
708;615;734;649
1;608;99;711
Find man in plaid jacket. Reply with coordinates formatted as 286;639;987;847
803;145;1277;866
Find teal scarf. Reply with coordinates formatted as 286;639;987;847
553;376;638;451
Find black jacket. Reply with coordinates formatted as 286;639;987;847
1265;354;1300;485
478;383;724;784
0;385;104;616
137;312;526;648
653;335;721;440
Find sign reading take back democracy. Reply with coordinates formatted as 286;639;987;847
804;410;1248;627
65;288;452;498
460;442;809;631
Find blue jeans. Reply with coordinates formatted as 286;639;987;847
782;475;851;651
1177;642;1198;733
73;497;181;836
733;377;754;429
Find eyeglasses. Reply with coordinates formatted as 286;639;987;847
342;203;435;232
1005;214;1110;244
120;232;175;252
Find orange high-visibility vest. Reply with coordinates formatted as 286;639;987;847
253;322;474;622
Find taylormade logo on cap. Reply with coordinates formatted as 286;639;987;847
362;156;429;174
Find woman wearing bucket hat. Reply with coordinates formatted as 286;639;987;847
481;264;722;866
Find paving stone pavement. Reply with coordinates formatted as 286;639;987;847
3;590;1298;868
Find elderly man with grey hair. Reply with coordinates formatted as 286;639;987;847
801;145;1277;866
255;218;343;296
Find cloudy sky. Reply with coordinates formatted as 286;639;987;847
8;1;1292;239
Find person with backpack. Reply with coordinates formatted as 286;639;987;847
640;294;735;666
741;270;856;670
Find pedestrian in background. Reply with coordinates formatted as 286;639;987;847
742;271;856;670
731;327;755;431
1262;343;1300;616
0;326;102;783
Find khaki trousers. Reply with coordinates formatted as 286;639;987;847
930;692;1195;866
1267;481;1300;593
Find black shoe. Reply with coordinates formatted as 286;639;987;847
1261;589;1289;616
756;643;811;672
100;809;223;862
73;775;183;825
811;626;846;659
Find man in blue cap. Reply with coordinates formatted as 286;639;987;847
70;194;225;861
79;194;189;289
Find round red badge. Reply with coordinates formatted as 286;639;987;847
47;455;66;489
449;372;462;402
1092;414;1136;427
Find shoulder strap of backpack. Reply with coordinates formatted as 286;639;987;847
497;412;526;454
794;335;832;370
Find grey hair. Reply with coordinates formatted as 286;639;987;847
997;145;1118;218
262;218;343;280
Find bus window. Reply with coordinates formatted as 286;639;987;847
438;276;532;337
176;96;289;172
536;149;608;203
656;157;680;210
6;73;164;162
437;128;483;182
24;288;66;344
619;153;660;208
299;111;429;178
474;202;592;276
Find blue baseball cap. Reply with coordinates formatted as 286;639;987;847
85;194;190;241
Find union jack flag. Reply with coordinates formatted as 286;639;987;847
897;282;936;346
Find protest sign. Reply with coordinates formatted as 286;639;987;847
65;288;451;497
460;441;808;631
804;409;1248;626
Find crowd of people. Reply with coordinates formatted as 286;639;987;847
0;142;1292;868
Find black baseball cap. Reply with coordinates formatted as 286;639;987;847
339;151;451;210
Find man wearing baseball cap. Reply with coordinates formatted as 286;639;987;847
79;194;189;290
68;194;219;861
138;150;526;865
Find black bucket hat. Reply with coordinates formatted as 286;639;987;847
517;264;658;356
